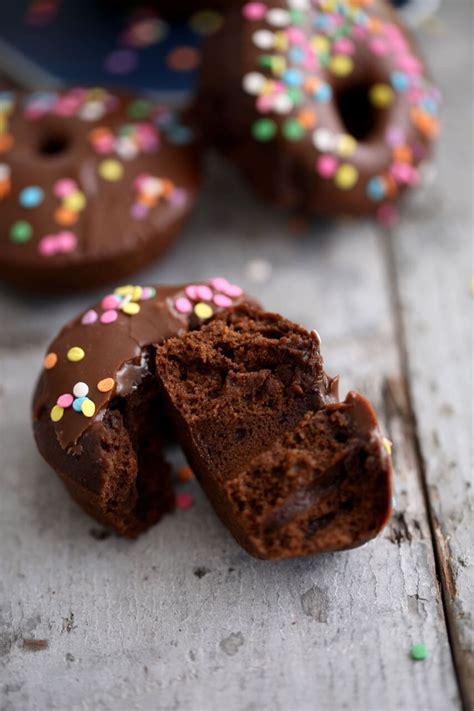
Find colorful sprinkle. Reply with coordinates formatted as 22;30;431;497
10;220;32;244
410;644;428;661
73;382;89;398
50;405;64;422
19;185;44;209
369;83;395;108
176;493;194;510
175;296;193;314
67;346;85;362
43;352;57;370
97;377;115;393
100;310;118;325
121;302;140;316
81;310;98;325
98;159;124;182
57;394;73;409
72;396;86;412
335;164;359;190
81;398;96;418
166;46;201;72
252;118;277;141
177;466;194;483
194;302;214;320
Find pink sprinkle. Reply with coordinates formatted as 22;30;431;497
38;236;56;257
397;54;422;75
101;294;121;310
100;310;118;324
332;38;354;55
57;231;77;253
175;296;193;314
377;203;399;228
213;294;232;308
81;309;98;325
287;27;305;44
195;285;213;301
352;25;367;41
316;154;338;179
390;162;414;185
176;493;194;510
220;282;243;298
57;393;73;408
53;178;77;199
130;203;149;220
94;134;115;153
185;284;199;300
168;188;187;208
242;2;266;21
385;126;404;148
209;277;230;291
256;95;273;114
133;173;149;191
368;38;388;56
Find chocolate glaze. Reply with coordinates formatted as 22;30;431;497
194;0;440;215
0;89;200;291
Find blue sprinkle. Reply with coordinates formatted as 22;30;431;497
391;71;409;93
72;396;86;412
282;68;303;87
166;125;194;145
314;83;332;103
421;97;438;115
19;186;44;209
289;47;304;64
366;177;385;201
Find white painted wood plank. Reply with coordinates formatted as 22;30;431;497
389;0;473;702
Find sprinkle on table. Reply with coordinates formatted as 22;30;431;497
176;493;194;510
410;643;428;661
177;466;194;483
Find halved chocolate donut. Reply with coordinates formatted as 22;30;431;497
0;88;200;291
194;0;440;216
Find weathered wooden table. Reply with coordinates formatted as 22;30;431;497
0;3;472;709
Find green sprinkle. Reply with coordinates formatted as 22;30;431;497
10;220;32;244
258;55;273;70
287;87;303;105
251;119;277;142
127;99;153;120
410;643;428;661
289;10;303;25
283;118;304;141
320;53;330;68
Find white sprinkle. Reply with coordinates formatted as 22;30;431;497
273;93;293;114
242;72;266;96
73;381;89;398
266;8;290;27
252;29;274;50
312;127;337;152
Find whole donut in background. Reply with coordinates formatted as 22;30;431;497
0;88;200;292
194;0;441;218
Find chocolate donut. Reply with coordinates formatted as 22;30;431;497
195;0;441;217
0;88;200;291
33;283;393;557
155;305;393;559
32;278;249;536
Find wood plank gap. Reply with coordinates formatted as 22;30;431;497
382;228;473;711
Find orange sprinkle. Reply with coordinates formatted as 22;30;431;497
97;377;115;393
393;145;413;164
368;16;383;33
43;352;58;370
0;179;11;200
298;108;318;130
0;133;13;153
177;466;194;483
384;174;399;199
137;193;157;207
166;46;201;72
54;207;78;226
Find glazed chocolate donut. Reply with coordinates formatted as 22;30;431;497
32;278;249;536
0;88;200;291
33;280;393;557
195;0;441;217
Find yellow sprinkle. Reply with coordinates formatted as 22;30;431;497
271;56;286;76
312;36;330;54
98;159;124;182
132;286;143;301
383;437;393;456
369;83;395;109
121;302;141;316
63;190;86;212
337;134;357;157
114;284;134;296
335;164;359;190
469;276;474;295
81;398;96;418
194;302;213;320
43;352;57;370
273;31;288;51
330;55;354;77
97;377;115;393
50;405;64;422
67;346;85;362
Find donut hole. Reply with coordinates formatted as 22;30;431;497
336;84;378;142
37;132;71;157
